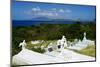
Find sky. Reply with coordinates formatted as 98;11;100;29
12;1;96;21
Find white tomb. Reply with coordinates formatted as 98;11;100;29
31;40;40;44
12;37;95;65
67;32;95;50
12;49;65;65
57;35;67;51
81;32;95;46
62;35;68;48
46;43;54;52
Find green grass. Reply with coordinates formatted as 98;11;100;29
73;45;96;57
26;40;57;53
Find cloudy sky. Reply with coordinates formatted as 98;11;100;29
12;1;96;21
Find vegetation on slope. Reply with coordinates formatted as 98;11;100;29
12;21;96;56
73;45;96;57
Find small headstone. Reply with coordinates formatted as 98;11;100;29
47;43;53;52
83;32;87;41
48;48;53;52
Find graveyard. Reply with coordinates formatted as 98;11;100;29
12;22;96;65
12;32;96;65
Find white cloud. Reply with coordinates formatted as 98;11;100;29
31;7;58;17
32;7;41;11
25;7;66;19
37;12;53;16
59;9;65;13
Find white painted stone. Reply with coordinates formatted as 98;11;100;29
13;33;95;65
67;32;95;50
57;35;67;51
12;49;64;65
12;48;95;65
31;40;40;44
19;40;27;50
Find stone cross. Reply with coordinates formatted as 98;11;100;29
84;32;86;37
83;32;87;40
61;35;67;47
19;40;27;50
57;35;67;51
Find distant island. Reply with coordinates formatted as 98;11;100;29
12;19;95;27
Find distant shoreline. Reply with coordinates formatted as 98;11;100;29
12;20;95;27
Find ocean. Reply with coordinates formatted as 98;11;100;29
12;20;75;27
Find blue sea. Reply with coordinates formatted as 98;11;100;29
12;20;76;27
